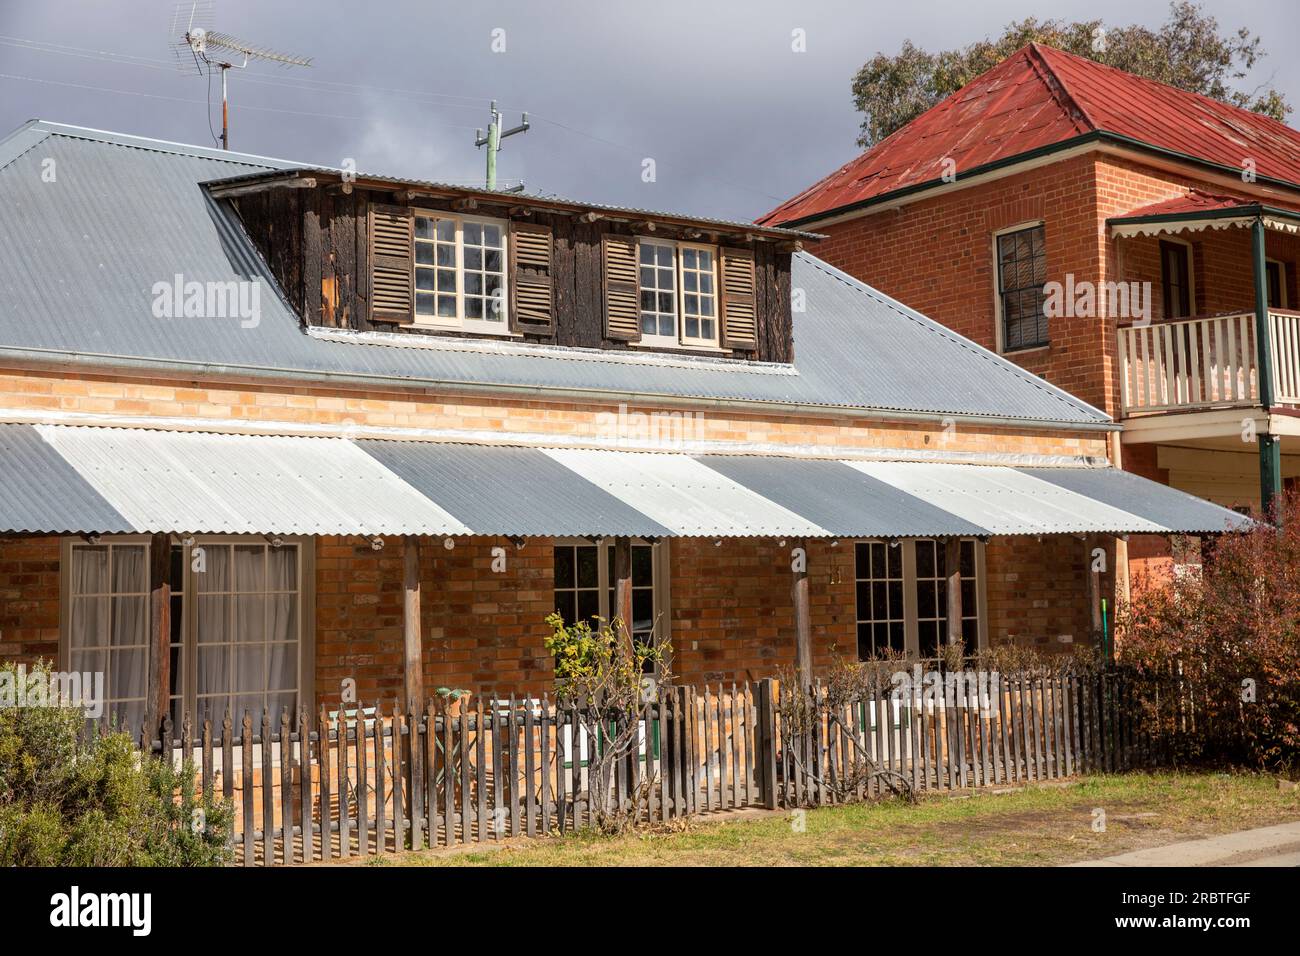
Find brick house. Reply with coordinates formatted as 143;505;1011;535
0;120;1239;736
761;43;1300;579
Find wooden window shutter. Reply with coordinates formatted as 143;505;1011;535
720;247;758;350
509;222;554;334
602;234;641;341
368;203;414;324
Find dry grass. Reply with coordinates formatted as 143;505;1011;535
357;771;1300;867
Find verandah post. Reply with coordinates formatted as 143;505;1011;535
944;538;962;652
144;531;172;742
792;538;812;689
403;536;424;714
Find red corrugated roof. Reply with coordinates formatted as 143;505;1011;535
1115;189;1256;219
762;43;1300;227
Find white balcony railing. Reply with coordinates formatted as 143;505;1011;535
1116;311;1300;415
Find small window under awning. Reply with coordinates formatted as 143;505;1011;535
0;424;1250;538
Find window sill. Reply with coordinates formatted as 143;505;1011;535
630;340;729;356
409;321;522;339
1001;344;1051;356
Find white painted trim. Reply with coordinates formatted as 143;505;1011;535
1266;258;1289;309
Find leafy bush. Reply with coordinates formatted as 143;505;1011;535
0;661;233;866
1118;495;1300;769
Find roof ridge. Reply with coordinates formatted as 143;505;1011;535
23;120;301;169
1024;42;1098;134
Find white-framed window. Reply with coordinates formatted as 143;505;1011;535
63;540;150;733
678;244;718;345
637;239;720;348
638;240;679;344
61;536;313;731
854;538;985;661
413;213;507;332
552;538;669;674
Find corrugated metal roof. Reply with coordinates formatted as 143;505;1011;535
0;121;1109;428
29;425;470;536
0;424;1250;538
762;43;1300;227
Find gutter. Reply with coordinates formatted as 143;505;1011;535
0;345;1119;433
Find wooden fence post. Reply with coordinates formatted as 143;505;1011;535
756;678;778;809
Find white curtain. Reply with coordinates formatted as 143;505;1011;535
192;544;298;727
69;544;147;733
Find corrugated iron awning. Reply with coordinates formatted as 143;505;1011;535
0;424;1250;538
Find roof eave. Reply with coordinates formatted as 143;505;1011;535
771;130;1300;231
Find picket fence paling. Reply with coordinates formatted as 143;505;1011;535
145;669;1182;866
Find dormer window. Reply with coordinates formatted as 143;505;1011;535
637;239;720;348
412;213;507;332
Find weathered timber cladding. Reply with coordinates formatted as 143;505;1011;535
233;187;793;361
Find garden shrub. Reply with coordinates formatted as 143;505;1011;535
1118;494;1300;770
0;661;233;866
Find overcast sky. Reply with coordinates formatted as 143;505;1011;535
1;1;1297;221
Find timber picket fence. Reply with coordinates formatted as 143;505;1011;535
139;667;1190;865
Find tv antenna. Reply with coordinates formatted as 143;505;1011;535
169;2;312;150
475;101;529;190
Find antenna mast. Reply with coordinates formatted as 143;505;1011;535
170;3;312;150
475;101;529;190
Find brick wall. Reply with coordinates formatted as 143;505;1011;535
315;535;556;706
0;367;1108;461
1;531;1095;703
0;535;59;666
809;154;1111;411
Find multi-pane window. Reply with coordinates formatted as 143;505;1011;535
64;537;307;731
854;539;983;661
637;239;719;347
913;539;979;658
679;245;718;344
855;541;905;657
1160;240;1193;319
639;241;678;339
553;540;662;673
67;542;149;733
192;542;302;728
997;224;1048;351
413;214;506;330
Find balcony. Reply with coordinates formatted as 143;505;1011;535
1117;310;1300;416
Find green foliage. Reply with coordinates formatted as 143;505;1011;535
0;661;233;866
1118;496;1300;769
544;613;665;704
852;2;1290;147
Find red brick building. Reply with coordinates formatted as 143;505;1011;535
0;120;1239;736
763;44;1300;559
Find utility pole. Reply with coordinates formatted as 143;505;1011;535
476;101;529;190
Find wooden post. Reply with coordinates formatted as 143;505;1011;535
403;536;424;713
944;538;962;651
757;679;778;809
1087;535;1102;636
613;536;633;640
792;539;812;689
144;532;172;741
